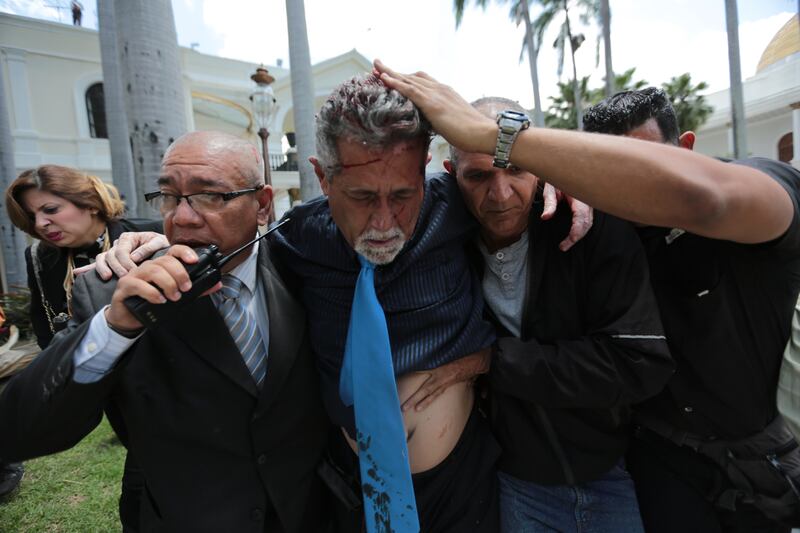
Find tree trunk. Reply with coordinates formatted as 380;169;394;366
97;0;137;215
724;0;747;158
114;0;187;217
521;2;544;127
600;0;614;97
0;63;29;290
285;0;321;201
564;2;583;129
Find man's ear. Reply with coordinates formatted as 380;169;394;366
256;185;274;226
678;131;696;151
443;159;455;175
309;157;330;195
426;152;432;164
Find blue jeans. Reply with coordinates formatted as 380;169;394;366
498;461;645;533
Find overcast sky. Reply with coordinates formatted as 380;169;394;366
1;0;796;110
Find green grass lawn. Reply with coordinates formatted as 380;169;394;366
0;417;124;532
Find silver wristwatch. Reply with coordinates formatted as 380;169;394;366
493;110;531;168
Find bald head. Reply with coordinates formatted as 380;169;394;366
471;96;526;119
166;131;264;188
157;130;272;269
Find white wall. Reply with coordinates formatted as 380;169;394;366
695;113;793;160
1;12;370;193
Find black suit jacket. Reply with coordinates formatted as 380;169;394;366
0;244;331;532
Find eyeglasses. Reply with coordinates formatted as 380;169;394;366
144;187;262;215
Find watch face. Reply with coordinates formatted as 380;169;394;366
497;110;531;130
494;110;530;168
502;110;528;121
498;118;519;133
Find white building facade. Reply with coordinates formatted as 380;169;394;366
695;14;800;167
0;12;373;217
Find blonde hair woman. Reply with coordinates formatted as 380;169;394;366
6;164;160;348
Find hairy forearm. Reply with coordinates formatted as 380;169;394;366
374;61;793;243
508;128;793;243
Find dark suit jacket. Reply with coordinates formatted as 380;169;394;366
0;244;331;532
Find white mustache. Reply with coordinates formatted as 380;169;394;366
358;227;404;242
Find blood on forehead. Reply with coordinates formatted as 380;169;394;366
339;142;416;169
341;157;382;170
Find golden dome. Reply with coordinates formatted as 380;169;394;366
756;14;799;74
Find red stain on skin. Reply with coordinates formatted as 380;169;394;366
341;158;383;169
438;422;451;440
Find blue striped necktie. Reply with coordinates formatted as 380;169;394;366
340;256;419;533
214;275;267;386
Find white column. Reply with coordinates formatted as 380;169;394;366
792;104;800;170
184;82;195;131
726;124;735;159
3;48;35;133
3;48;40;169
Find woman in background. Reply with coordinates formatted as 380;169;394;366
4;164;160;530
7;164;160;347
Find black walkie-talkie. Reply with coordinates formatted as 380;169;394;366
123;217;290;329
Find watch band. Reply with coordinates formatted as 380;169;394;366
493;110;531;168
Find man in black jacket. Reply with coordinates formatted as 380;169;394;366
0;131;331;532
376;58;800;532
582;88;800;533
443;96;674;532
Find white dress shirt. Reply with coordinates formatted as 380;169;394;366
73;241;269;383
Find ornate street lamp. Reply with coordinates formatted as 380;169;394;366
250;66;277;222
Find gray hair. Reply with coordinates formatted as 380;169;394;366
448;97;527;167
166;131;264;187
315;74;433;178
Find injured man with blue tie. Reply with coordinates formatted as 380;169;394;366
92;74;501;533
270;75;500;533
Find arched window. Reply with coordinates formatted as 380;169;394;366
85;83;107;139
779;133;794;163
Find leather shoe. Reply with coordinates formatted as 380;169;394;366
0;462;24;500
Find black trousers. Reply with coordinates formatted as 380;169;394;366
328;406;500;533
626;430;790;533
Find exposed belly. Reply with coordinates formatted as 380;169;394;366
343;371;474;473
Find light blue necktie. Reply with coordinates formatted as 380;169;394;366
214;275;267;386
340;256;419;533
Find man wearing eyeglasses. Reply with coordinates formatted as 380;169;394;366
0;131;332;532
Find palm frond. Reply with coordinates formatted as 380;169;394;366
554;22;567;78
531;4;558;52
453;0;491;28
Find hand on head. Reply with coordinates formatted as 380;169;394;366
373;59;497;156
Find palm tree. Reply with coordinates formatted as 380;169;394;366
546;67;647;129
453;0;544;126
97;0;137;215
531;0;599;130
285;0;321;201
114;0;187;216
545;75;591;130
724;0;747;158
600;0;613;97
662;73;714;133
0;62;28;288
